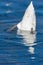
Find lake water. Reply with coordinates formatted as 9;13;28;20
0;0;43;65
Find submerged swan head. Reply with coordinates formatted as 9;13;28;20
17;1;36;32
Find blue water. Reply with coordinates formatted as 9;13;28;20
0;0;43;65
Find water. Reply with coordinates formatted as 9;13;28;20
0;0;43;65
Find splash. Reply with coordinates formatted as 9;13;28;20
17;1;36;31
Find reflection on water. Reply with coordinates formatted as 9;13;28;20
17;29;36;54
6;10;12;13
5;3;12;6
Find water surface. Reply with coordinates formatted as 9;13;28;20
0;0;43;65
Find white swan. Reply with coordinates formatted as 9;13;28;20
17;1;36;32
7;1;36;32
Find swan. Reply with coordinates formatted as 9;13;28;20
7;1;36;33
17;1;36;32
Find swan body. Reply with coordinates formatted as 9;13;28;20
17;1;36;31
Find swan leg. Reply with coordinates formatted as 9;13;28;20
30;28;34;34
